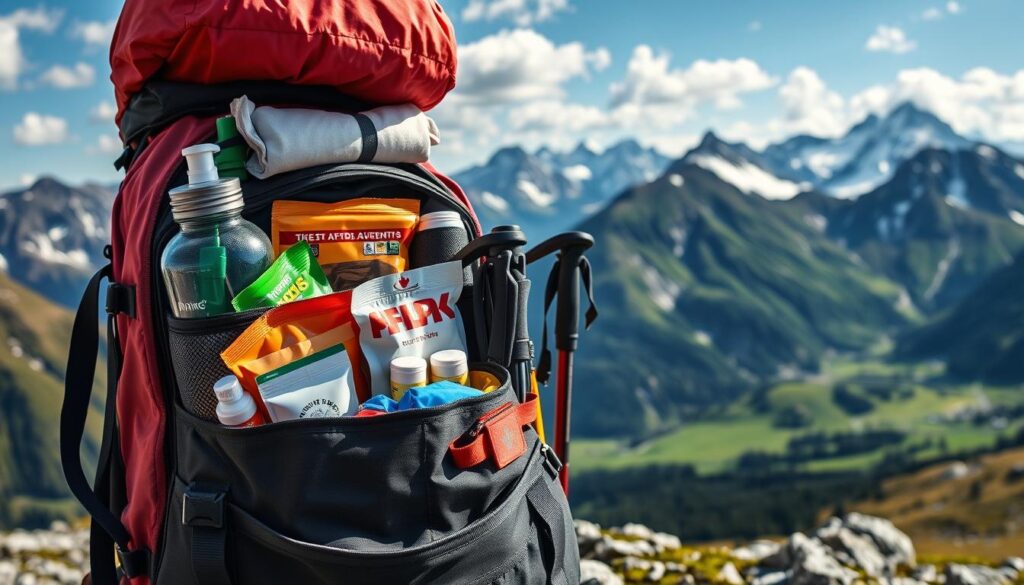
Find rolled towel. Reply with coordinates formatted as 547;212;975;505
230;96;440;179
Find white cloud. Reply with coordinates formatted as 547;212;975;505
2;7;63;33
462;0;570;26
778;67;849;137
610;46;776;111
922;1;961;20
747;20;762;32
19;173;37;187
856;67;1024;142
13;112;69;145
39;62;95;89
454;29;609;104
89;101;117;123
71;20;115;48
0;7;64;90
865;25;916;54
87;134;122;156
508;100;613;133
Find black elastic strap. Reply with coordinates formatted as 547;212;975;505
353;113;378;163
60;265;133;549
184;484;231;585
88;313;123;585
579;257;598;329
526;480;569;585
536;259;560;385
215;134;247;150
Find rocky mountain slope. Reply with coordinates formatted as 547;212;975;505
571;163;907;436
0;179;114;308
896;250;1024;384
810;147;1024;311
454;139;670;238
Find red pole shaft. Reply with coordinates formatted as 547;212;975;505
554;351;573;495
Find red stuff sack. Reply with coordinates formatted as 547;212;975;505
110;0;458;127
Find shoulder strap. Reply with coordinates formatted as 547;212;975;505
60;264;150;582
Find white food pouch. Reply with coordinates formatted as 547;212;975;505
352;261;467;396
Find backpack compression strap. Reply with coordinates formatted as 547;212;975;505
449;394;538;470
60;263;150;582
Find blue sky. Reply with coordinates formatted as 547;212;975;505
0;0;1021;190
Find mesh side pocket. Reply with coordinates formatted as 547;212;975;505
167;310;266;421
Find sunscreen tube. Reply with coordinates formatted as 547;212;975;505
429;350;469;385
390;356;427;400
256;344;358;422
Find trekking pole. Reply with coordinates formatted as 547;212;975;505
526;232;597;495
456;227;532;401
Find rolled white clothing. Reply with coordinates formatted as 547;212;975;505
230;95;440;179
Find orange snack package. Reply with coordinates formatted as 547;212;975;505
221;291;370;408
271;199;420;292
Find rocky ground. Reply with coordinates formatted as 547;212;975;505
578;513;1024;585
1;514;1021;584
0;522;88;585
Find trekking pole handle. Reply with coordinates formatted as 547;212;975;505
455;227;528;267
526;232;594;352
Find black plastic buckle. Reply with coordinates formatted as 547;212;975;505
540;443;563;479
182;486;226;529
106;283;136;318
115;545;151;579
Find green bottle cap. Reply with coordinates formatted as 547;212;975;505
213;116;249;181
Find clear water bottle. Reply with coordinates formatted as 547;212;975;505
161;144;272;318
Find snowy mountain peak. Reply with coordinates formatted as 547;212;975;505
455;139;671;238
679;133;805;200
762;101;973;198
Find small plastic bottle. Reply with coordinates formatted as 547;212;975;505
213;375;266;428
390;356;428;400
429;349;469;385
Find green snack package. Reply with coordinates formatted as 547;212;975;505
231;240;332;311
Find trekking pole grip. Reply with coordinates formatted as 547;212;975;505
527;231;594;351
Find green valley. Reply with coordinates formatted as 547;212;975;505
573;353;1023;475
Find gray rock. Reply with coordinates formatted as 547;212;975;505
580;559;624;585
817;521;889;577
621;556;667;581
0;560;17;585
576;520;603;559
592;535;656;562
749;570;790;585
913;564;939;583
1001;557;1024;573
610;523;682;553
841;513;916;568
733;541;784;563
945;564;1012;585
718;561;745;585
787;532;859;585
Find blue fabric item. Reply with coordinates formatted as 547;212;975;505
361;381;482;413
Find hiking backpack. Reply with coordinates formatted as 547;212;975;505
59;2;580;584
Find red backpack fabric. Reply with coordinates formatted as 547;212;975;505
110;0;458;126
